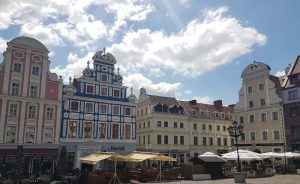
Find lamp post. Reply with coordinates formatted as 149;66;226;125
227;121;244;172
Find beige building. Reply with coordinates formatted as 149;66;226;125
234;61;285;153
136;88;234;164
179;100;234;157
136;88;189;164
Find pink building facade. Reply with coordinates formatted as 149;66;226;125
0;37;63;176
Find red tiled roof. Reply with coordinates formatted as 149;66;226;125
148;95;179;106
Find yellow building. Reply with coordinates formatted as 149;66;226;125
234;61;285;153
136;88;234;163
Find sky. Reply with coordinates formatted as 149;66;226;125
0;0;299;106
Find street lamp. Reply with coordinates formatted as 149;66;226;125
227;121;244;172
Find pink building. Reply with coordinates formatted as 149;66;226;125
0;37;63;176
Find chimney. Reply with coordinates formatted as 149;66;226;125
189;100;197;106
214;100;223;111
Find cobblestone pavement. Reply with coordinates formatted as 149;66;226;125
147;174;300;184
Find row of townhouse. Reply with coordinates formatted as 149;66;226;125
0;37;137;175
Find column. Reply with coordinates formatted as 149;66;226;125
2;46;13;94
22;49;31;97
36;102;44;144
40;54;48;98
0;99;8;142
18;101;27;144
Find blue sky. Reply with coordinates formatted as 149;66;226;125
0;0;299;105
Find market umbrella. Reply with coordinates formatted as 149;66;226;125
278;152;300;158
149;155;177;181
198;152;226;163
221;149;262;161
260;152;282;159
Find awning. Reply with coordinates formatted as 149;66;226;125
109;154;143;162
79;153;113;164
149;155;177;161
198;152;226;163
127;152;158;161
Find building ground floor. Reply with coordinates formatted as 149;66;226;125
60;140;136;171
0;144;62;180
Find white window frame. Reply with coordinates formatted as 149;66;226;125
124;106;131;116
272;111;279;121
13;62;22;72
11;82;20;96
100;86;108;96
28;105;37;119
261;131;268;140
9;103;18;117
46;106;54;119
249;114;255;123
85;102;94;113
70;101;79;111
112;105;120;115
99;104;107;114
31;66;40;76
101;73;108;83
25;126;36;143
30;84;38;97
5;125;16;143
261;113;267;122
273;130;280;140
259;83;264;91
86;84;94;94
113;89;121;98
248;86;253;95
250;131;256;141
44;127;53;143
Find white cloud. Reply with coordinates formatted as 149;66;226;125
275;70;285;77
124;73;182;97
0;37;7;53
193;96;213;104
185;90;192;94
110;6;266;78
0;0;154;50
148;68;165;77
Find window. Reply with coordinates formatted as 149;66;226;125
30;85;38;97
249;101;254;108
164;121;168;127
262;131;268;140
290;74;299;84
217;125;220;131
194;136;198;145
143;122;145;128
260;98;265;106
164;135;168;144
290;107;298;117
180;122;184;128
223;138;227;146
138;136;141;145
100;87;108;96
101;74;108;83
157;135;162;144
32;66;39;75
125;124;131;139
28;105;36;118
113;89;120;98
223;126;226;131
9;103;18;117
180;136;184;144
202;137;207;145
99;123;106;138
85;102;93;113
208;137;213;145
143;136;145;144
209;125;212;130
11;83;20;96
5;126;16;143
99;104;107;114
44;127;53;143
112;124;119;139
202;124;206;130
248;86;252;94
84;122;92;138
272;112;279;120
125;106;131;116
148;121;150;127
250;132;256;140
259;83;264;91
249;115;254;123
69;121;77;138
157;121;161;127
217;138;221;146
46;107;54;119
207;112;210;117
174;122;177;128
147;135;150;144
13;63;22;72
112;105;120;115
239;116;244;123
241;133;245;140
273;131;280;140
193;124;197;129
261;113;267;122
289;90;297;100
25;126;35;143
86;84;94;94
222;113;225;119
71;101;79;111
174;136;178;144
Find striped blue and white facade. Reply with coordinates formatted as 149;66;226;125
60;49;137;169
